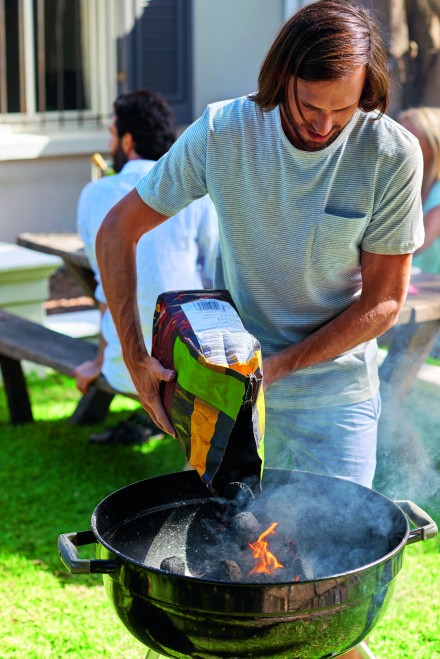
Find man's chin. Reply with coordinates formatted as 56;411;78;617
300;129;341;151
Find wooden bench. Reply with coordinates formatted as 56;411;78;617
0;309;137;425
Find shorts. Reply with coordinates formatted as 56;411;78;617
264;392;381;488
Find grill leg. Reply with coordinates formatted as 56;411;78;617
356;642;376;659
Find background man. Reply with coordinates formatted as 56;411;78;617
73;89;218;444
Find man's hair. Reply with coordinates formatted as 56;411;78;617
113;89;177;160
398;106;440;189
251;0;389;117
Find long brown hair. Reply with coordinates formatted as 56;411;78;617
251;0;389;117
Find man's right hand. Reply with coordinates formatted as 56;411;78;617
129;355;177;437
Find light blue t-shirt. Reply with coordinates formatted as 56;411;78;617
413;180;440;274
136;97;424;408
77;159;219;394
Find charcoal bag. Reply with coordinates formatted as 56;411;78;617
151;290;265;496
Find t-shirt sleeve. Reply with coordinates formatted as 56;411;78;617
362;141;424;254
136;109;210;216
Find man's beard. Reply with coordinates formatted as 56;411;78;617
112;144;128;173
282;102;342;152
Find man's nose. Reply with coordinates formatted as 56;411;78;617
311;112;333;136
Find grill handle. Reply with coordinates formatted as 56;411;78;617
58;530;118;574
395;500;438;544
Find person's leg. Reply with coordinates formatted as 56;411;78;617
264;392;381;487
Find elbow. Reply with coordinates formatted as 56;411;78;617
379;299;402;333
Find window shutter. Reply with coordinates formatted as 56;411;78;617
122;0;192;124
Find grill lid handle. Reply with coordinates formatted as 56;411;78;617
58;531;118;574
395;500;438;544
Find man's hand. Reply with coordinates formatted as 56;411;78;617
130;355;177;437
73;359;101;394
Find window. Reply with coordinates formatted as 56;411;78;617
0;0;98;123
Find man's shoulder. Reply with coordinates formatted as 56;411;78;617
204;95;258;127
356;111;420;156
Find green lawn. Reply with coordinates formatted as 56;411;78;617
0;372;438;658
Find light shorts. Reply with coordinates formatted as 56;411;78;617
264;392;381;488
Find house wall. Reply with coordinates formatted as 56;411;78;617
193;0;284;117
0;131;109;243
0;0;287;243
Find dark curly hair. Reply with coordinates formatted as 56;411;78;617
113;89;177;160
251;0;389;118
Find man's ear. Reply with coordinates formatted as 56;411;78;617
121;132;135;154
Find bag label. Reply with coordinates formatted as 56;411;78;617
181;300;254;365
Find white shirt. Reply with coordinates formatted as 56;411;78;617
77;159;219;394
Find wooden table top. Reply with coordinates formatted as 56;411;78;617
17;232;89;269
400;272;440;325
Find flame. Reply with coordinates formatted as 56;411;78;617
248;522;284;575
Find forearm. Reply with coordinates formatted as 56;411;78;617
264;250;411;387
95;302;108;368
96;189;168;371
264;296;401;384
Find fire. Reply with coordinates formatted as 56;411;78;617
248;522;284;575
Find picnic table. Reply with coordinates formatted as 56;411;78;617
378;272;440;399
17;232;97;300
15;232;440;399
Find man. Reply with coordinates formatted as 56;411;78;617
73;89;218;443
96;2;423;485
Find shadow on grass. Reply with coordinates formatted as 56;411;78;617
0;382;186;590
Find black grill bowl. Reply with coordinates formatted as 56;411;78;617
58;469;437;659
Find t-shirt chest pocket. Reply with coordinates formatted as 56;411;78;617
312;211;368;275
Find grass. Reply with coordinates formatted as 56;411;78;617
0;371;439;658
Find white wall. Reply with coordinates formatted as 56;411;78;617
0;152;105;243
0;0;287;242
193;0;284;118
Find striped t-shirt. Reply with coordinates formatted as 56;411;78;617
137;96;424;409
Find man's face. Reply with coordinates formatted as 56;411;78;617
108;117;128;173
282;65;366;151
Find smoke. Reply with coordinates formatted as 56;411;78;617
375;379;440;508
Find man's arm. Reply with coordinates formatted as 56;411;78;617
262;250;412;389
96;188;177;436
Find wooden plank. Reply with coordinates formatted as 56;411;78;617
16;232;97;298
0;309;97;375
17;232;89;268
0;309;139;425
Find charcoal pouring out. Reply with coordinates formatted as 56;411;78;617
148;484;314;584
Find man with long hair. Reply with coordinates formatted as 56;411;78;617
96;1;423;474
96;5;424;652
97;4;424;456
